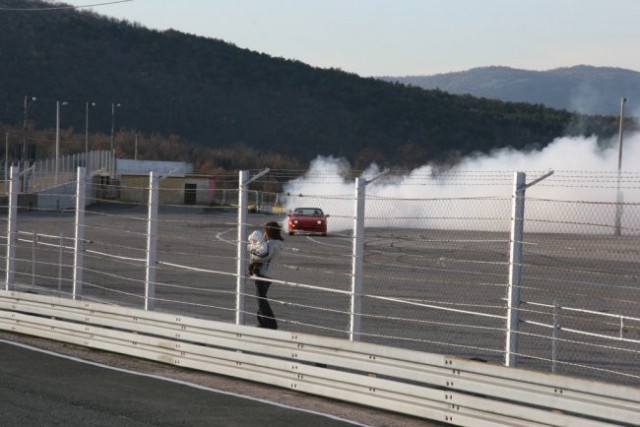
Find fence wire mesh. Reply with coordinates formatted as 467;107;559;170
1;168;638;387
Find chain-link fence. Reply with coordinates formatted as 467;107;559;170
1;167;638;387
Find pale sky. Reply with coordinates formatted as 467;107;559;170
56;0;640;77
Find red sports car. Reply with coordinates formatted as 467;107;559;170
287;207;328;236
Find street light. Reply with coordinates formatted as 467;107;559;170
85;101;96;167
134;132;139;161
4;132;9;193
110;102;121;153
22;95;37;164
614;97;627;236
55;100;69;184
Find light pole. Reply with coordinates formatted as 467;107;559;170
85;101;96;167
614;97;627;236
110;102;121;153
55;100;69;184
22;95;37;164
4;132;8;194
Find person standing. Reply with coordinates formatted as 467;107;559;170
249;221;283;329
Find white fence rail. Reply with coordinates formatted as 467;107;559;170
1;291;638;427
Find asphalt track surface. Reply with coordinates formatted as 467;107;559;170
0;341;359;427
0;335;439;427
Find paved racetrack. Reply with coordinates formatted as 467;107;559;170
0;336;441;427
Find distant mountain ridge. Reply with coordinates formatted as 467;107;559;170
0;0;624;170
381;66;640;116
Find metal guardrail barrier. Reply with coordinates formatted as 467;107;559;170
1;291;638;426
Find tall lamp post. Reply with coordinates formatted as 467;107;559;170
614;97;627;236
22;95;37;164
55;100;69;184
110;102;121;178
4;132;9;194
85;101;96;167
110;102;121;153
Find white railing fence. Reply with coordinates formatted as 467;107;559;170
1;292;638;426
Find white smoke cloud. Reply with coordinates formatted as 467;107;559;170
281;133;640;234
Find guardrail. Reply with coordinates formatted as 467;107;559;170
1;290;638;427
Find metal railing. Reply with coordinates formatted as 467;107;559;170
1;292;639;426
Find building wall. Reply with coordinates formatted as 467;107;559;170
118;175;214;205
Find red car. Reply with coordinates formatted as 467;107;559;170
287;207;328;236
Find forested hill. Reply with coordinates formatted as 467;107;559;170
0;0;622;169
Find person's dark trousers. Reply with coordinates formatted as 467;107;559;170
255;278;278;329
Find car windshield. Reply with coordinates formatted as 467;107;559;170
294;208;323;216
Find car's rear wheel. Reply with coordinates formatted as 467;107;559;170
288;231;294;236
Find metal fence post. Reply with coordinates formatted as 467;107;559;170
236;170;249;325
349;171;387;341
145;171;159;311
236;169;270;325
504;170;553;367
73;167;86;299
350;178;366;341
5;165;19;290
58;233;63;290
552;300;560;373
506;171;526;367
31;230;36;288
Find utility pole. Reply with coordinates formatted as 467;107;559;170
22;96;36;164
55;100;69;184
85;102;96;167
55;101;61;184
110;102;121;153
4;132;8;194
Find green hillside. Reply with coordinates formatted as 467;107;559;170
0;0;622;171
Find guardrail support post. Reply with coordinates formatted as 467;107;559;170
73;167;86;299
5;165;19;290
